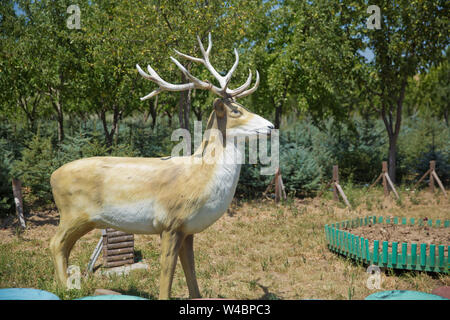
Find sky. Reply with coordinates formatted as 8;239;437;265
359;47;375;62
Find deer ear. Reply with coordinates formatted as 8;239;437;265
213;99;227;146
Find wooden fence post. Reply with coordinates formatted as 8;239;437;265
429;160;435;193
382;161;389;197
12;178;26;229
263;167;286;202
274;168;280;203
367;161;399;199
87;231;105;273
332;165;339;201
412;160;446;197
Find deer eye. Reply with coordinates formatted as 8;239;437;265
231;109;241;116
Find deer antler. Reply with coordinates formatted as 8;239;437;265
137;33;259;100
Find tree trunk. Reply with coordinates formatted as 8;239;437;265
387;135;397;184
52;100;64;144
99;110;113;147
19;95;40;134
444;107;449;127
99;106;122;149
379;78;406;184
166;110;173;127
274;83;289;129
114;121;119;146
274;105;282;129
144;96;158;130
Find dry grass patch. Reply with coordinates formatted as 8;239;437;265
0;189;448;300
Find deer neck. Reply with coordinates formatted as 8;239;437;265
181;137;242;233
193;134;242;195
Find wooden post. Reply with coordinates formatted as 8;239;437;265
278;169;287;201
274;168;287;203
368;173;383;192
382;161;389;196
431;170;447;198
87;232;104;273
274;168;280;203
335;182;351;208
12;178;26;229
429;161;435;193
412;160;446;197
332;165;339;201
317;179;333;198
384;173;400;200
412;168;431;191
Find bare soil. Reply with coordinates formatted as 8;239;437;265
343;223;449;256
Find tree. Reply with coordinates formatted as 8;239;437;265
78;0;153;147
285;0;449;183
406;48;449;125
0;1;46;133
361;0;448;182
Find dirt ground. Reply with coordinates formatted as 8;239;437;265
343;223;449;255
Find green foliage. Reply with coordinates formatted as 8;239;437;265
127;120;174;158
0;0;449;207
236;164;270;198
0;139;14;214
327;118;387;183
11;134;57;205
279;145;322;195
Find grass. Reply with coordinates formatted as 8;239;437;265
0;187;449;300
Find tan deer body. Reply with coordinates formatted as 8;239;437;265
50;34;273;299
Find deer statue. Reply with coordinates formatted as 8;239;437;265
49;33;274;299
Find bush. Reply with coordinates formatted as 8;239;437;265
0;139;15;215
326;117;386;183
237;120;328;197
11;134;57;205
279;144;322;195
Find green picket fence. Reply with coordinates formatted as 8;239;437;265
324;216;449;273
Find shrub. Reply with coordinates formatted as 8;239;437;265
11;134;57;205
0;139;15;215
326;117;386;183
279;145;322;195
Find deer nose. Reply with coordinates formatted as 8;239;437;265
268;125;274;129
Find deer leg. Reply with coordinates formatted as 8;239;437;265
159;229;185;300
179;234;201;298
50;216;95;286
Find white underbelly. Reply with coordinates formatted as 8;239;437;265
91;199;166;234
